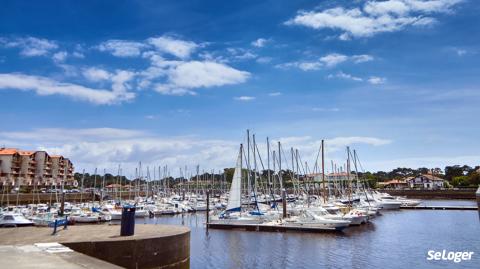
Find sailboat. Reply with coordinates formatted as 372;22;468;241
209;144;266;225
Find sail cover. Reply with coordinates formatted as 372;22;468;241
226;146;242;212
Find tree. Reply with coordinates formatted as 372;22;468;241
451;176;470;187
445;165;469;181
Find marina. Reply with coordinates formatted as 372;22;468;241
1;131;479;269
1;0;479;267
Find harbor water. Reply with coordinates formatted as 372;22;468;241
138;200;479;269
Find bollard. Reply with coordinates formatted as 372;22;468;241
60;192;65;216
120;206;136;236
282;188;287;219
476;186;480;219
206;190;210;225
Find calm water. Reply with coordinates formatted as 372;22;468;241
139;200;479;269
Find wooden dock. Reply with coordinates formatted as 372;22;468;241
206;223;344;233
400;205;478;211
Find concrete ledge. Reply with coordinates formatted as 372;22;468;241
0;224;190;269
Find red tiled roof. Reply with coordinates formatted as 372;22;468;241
0;148;18;155
18;151;35;156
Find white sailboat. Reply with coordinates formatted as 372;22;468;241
210;144;265;225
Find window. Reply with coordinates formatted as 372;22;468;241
3;215;14;220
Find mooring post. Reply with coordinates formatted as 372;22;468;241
206;190;210;226
64;216;68;230
52;219;58;235
282;188;287;218
476;185;480;219
60;191;65;216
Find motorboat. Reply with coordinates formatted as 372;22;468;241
282;210;351;231
0;212;34;227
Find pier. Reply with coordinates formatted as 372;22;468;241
0;224;190;269
400;205;478;210
383;189;477;199
207;222;344;233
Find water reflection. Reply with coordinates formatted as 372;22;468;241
135;201;479;269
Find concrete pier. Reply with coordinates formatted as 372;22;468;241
383;189;477;199
0;224;190;269
400;205;477;210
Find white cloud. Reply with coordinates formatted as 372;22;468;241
52;51;68;63
0;128;239;175
320;53;348;67
276;53;373;71
269;92;282;96
0;128;392;175
312;107;340;112
451;47;467;56
111;70;135;94
154;61;250;95
82;67;112;82
351;54;374;63
0;73;135;105
1;37;58;56
368;76;386;84
276;61;323;71
328;71;363;81
256;57;272;64
286;0;463;39
251;38;268;48
0;128;144;142
327;136;391;147
226;48;258;61
147;36;198;59
97;40;146;57
234;96;255;101
145;115;157;120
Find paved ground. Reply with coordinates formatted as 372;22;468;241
0;245;122;269
0;223;189;245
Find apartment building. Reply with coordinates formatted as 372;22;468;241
0;148;75;187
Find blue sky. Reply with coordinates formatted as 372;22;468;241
0;0;479;176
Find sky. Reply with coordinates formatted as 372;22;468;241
0;0;479;177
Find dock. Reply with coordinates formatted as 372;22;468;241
207;223;344;233
0;224;190;269
400;205;478;210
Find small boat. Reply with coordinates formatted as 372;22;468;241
0;212;34;227
283;210;351;231
101;205;123;220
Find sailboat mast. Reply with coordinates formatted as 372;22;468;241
278;141;283;190
267;137;271;195
247;129;251;204
346;147;352;208
253;134;257;196
322;140;326;203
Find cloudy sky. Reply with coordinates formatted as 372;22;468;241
0;0;479;177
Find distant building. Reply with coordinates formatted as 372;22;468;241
0;148;75;187
405;174;444;189
378;179;408;189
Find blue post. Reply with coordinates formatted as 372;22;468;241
52;219;58;235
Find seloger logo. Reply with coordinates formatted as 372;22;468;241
427;250;474;263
